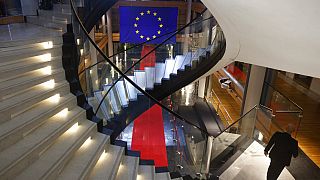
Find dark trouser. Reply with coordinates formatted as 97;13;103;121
267;159;286;180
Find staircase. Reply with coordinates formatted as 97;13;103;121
0;3;184;180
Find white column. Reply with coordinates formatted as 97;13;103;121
101;15;106;34
198;77;207;98
241;65;266;137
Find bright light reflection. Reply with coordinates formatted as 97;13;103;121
77;38;80;45
38;53;52;62
137;174;142;180
118;164;124;171
41;41;53;49
258;132;263;141
80;49;84;56
48;94;60;103
67;122;79;133
56;108;69;118
40;66;52;75
42;79;55;88
81;136;92;148
97;150;108;164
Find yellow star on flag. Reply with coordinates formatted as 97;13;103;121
146;37;150;41
153;35;157;39
136;17;139;21
140;12;144;16
153;12;157;16
134;23;138;27
140;35;144;39
157;30;161;34
158;17;162;21
159;24;163;28
147;10;151;14
136;30;139;34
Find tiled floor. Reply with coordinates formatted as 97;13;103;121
220;141;294;180
0;23;61;42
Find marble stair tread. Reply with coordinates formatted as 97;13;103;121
0;38;62;52
38;9;71;21
172;55;185;74
145;67;155;90
0;93;76;150
155;172;171;180
27;16;67;32
0;46;62;63
134;71;146;91
89;145;124;180
180;52;192;70
138;165;155;180
115;81;129;107
14;119;96;180
0;56;61;78
163;59;175;79
0;33;62;48
115;155;139;180
0;44;61;58
155;63;165;84
0;107;85;178
0;68;65;92
57;133;110;180
0;81;69;118
125;76;138;101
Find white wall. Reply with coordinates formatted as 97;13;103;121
201;0;320;78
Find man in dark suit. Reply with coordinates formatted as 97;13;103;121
264;124;298;180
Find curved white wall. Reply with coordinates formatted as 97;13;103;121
202;0;320;78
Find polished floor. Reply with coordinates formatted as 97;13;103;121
272;74;320;167
0;23;61;42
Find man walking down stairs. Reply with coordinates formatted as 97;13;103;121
0;3;181;180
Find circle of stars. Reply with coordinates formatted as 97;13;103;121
134;10;163;41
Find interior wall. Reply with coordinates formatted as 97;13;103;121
201;0;320;78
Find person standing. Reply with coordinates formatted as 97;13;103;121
264;124;298;180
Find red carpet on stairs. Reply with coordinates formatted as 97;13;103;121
140;45;156;70
131;104;168;167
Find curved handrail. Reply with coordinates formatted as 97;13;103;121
69;0;212;136
78;16;214;76
95;16;218;116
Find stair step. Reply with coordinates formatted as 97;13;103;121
145;67;155;90
0;93;76;152
15;119;96;179
0;68;65;99
179;52;192;70
172;55;185;74
38;9;71;21
155;172;171;180
155;63;165;84
53;3;71;14
115;156;139;180
115;81;129;107
163;59;175;79
89;145;124;180
57;133;110;180
0;45;62;63
134;71;146;92
0;36;62;48
125;76;137;101
0;37;62;52
0;81;69;122
92;91;114;120
138;165;155;180
104;85;122;114
0;56;62;79
0;107;86;179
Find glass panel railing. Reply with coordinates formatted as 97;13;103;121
208;104;319;180
261;82;303;137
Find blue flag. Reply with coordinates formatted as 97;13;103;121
120;6;178;44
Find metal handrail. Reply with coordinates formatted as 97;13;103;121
69;0;215;136
208;89;233;126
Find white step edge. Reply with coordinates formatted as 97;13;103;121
0;93;76;152
138;165;155;180
89;145;125;180
57;133;110;180
134;71;146;92
0;107;86;179
115;81;129;107
14;119;96;180
155;63;165;84
163;59;175;79
155;172;171;180
125;76;137;101
115;156;139;180
145;67;155;90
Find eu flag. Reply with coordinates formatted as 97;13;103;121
120;6;178;44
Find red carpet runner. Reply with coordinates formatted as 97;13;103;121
131;104;168;167
140;45;156;70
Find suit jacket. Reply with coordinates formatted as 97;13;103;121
264;131;298;166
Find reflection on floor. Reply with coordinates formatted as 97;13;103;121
273;74;320;167
0;23;61;42
220;141;294;180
